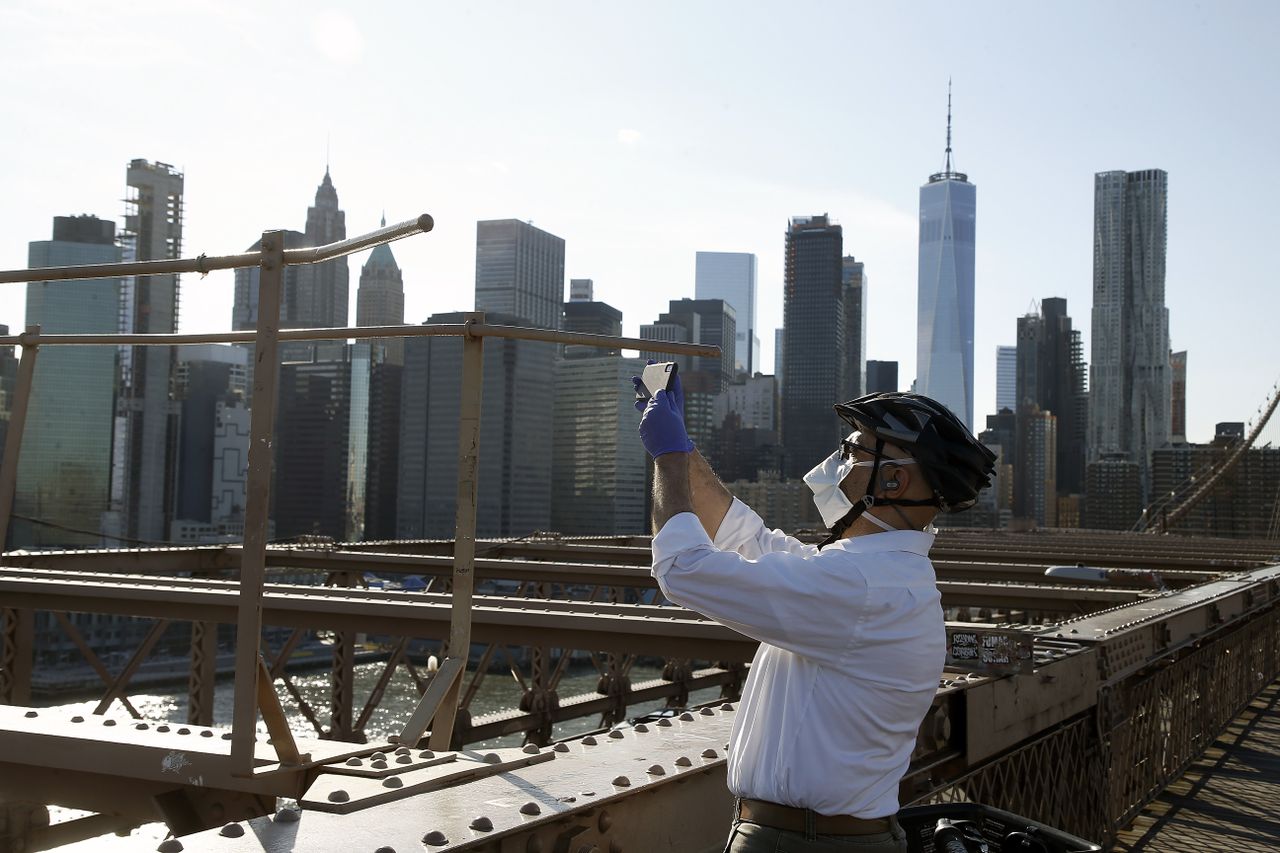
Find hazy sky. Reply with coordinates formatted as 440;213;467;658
1;0;1277;446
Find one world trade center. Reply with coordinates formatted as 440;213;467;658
916;86;976;429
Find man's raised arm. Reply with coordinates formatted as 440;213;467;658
688;448;733;540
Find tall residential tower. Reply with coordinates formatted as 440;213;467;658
916;88;976;428
781;215;847;478
108;160;184;543
1089;169;1170;503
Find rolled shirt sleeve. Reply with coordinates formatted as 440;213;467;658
711;498;820;560
651;512;865;664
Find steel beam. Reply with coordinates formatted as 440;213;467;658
429;313;484;751
230;230;285;775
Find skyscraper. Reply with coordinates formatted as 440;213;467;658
1015;298;1088;512
916;90;976;429
172;345;247;531
643;299;735;393
356;215;406;366
398;312;553;538
108;160;184;544
866;360;899;394
16;216;121;547
273;350;355;541
782;215;846;478
1089;169;1170;502
842;256;867;400
563;298;623;359
475;220;565;330
551;355;648;534
293;168;349;330
695;251;757;374
996;345;1017;414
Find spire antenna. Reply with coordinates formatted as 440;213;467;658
944;78;953;175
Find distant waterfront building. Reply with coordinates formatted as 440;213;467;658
1014;298;1088;517
273;351;355;541
1170;350;1187;442
363;359;403;541
1013;406;1057;527
1150;433;1280;538
916;93;976;428
866;360;898;394
356;215;406;366
715;373;777;432
1089;169;1170;503
724;475;823;532
475;220;565;330
14;216;121;547
1084;454;1143;530
108;160;184;544
695;252;758;374
210;399;250;527
996;345;1016;414
842;256;867;400
976;409;1016;529
782;215;848;477
643;298;735;393
563;298;623;358
551;355;648;534
398;312;553;538
172;345;247;532
569;279;594;302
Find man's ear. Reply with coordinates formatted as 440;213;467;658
881;464;909;496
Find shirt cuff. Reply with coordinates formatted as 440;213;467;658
650;512;712;580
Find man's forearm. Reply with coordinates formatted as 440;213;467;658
689;449;733;539
652;452;693;534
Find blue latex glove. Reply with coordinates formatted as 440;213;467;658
638;389;694;458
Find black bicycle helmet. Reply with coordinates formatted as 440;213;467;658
834;392;996;512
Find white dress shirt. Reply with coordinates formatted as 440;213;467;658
650;498;945;819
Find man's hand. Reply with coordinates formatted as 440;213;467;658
638;390;694;458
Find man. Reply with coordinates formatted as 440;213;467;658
634;374;996;853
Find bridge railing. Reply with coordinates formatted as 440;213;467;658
0;216;720;777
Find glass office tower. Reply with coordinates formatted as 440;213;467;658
916;91;976;429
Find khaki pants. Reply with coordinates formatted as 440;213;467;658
724;816;908;852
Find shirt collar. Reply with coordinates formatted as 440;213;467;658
827;529;935;557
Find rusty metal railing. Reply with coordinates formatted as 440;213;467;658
912;605;1280;846
0;215;720;777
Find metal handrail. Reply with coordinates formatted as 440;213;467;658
0;323;718;357
0;215;435;284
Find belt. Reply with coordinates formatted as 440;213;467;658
736;798;892;836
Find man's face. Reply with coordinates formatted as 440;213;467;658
837;432;911;501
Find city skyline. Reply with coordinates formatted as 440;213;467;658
1;3;1278;447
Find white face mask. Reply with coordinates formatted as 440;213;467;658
802;432;918;530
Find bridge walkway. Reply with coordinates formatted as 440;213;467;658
1116;681;1280;851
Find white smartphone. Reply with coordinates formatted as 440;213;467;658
638;361;678;401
